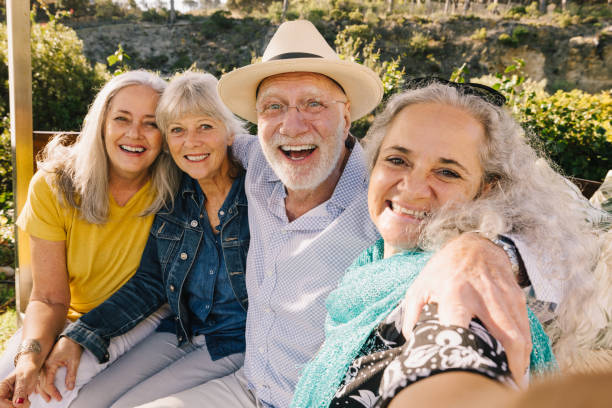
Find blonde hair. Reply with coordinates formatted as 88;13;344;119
363;83;611;371
38;70;180;224
156;71;246;179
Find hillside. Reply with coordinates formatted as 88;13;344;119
71;13;611;93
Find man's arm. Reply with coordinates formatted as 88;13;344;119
401;233;531;386
231;133;258;169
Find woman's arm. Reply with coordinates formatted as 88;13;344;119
389;372;514;408
61;228;166;363
0;236;70;406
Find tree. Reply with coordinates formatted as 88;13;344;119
539;0;547;14
386;0;394;13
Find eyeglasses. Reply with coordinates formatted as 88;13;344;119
406;77;507;107
256;98;347;120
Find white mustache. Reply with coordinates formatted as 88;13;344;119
270;134;318;148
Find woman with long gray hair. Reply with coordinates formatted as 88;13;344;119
292;79;609;408
0;70;178;407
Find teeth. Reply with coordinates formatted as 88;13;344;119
391;202;428;219
120;145;145;153
185;154;209;161
280;144;316;152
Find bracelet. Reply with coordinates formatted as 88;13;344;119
491;236;520;276
14;339;42;367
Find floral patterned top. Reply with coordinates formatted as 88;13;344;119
329;303;515;408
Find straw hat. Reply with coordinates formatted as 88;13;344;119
217;20;383;123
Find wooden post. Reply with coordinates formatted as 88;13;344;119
7;0;33;319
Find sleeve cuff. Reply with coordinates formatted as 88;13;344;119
61;322;111;363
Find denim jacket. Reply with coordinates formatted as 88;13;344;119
62;172;249;363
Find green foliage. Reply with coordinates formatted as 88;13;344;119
94;0;126;19
408;32;431;55
0;129;12;262
0;17;109;134
107;44;131;75
555;12;579;28
497;26;530;47
474;60;611;181
470;27;487;41
210;9;234;29
520;90;612;181
492;58;527;107
450;63;469;83
305;8;326;24
0;309;17;354
0;206;13;268
505;5;527;19
335;25;405;138
141;7;170;23
227;0;274;14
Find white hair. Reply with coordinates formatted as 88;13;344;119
363;83;612;372
38;70;180;224
156;70;246;180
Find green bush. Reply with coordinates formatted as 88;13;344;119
520;90;611;181
505;5;527;19
408;32;431;55
476;61;611;181
141;8;169;23
0;19;109;133
497;26;530;47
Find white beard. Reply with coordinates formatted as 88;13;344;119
260;122;346;191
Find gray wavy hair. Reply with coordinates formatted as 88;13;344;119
38;70;180;224
156;70;246;179
363;83;611;370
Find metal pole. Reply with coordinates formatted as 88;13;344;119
7;0;33;319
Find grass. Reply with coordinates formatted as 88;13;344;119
0;308;17;354
0;279;17;353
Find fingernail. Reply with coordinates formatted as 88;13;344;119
16;397;25;404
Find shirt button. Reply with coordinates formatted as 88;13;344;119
190;220;198;227
209;269;214;275
169;284;175;292
180;252;188;260
265;270;273;277
178;336;183;342
258;347;265;354
219;210;225;216
174;316;179;321
205;305;210;309
264;306;271;313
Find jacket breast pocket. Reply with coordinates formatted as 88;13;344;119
152;220;184;267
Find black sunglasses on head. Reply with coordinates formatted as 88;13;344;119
405;77;507;107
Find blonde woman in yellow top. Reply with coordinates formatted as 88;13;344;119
0;70;180;407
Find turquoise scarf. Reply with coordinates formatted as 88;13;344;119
291;239;557;408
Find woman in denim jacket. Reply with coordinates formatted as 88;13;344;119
39;72;250;408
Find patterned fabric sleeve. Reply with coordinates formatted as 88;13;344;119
328;303;515;408
377;304;515;407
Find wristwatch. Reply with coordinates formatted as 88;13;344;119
14;339;42;367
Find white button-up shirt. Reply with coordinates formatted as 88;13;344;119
234;135;378;407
